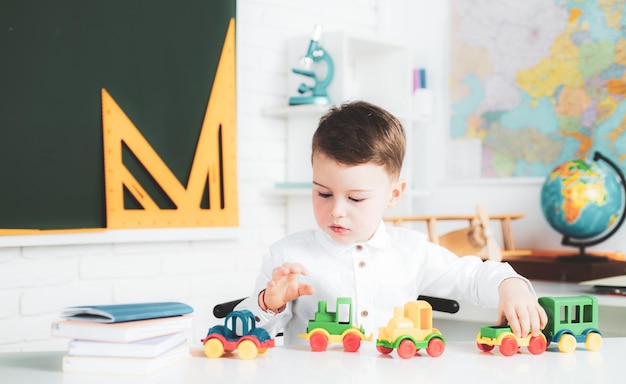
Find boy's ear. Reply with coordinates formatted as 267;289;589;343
388;179;407;207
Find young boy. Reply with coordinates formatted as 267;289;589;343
237;101;547;345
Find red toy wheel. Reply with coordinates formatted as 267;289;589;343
309;333;329;352
397;339;417;359
342;333;361;352
528;335;547;355
426;338;445;357
476;342;495;352
499;336;519;356
377;345;393;354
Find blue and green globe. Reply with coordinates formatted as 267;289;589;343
540;156;624;240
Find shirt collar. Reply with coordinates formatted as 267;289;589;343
315;221;391;255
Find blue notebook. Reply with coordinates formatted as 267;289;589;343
60;302;194;323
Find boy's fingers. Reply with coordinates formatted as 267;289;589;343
299;284;315;296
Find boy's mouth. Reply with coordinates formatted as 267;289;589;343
330;225;348;234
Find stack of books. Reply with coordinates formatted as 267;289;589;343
51;301;194;375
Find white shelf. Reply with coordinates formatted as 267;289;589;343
262;104;331;117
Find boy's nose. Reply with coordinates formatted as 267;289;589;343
331;199;347;218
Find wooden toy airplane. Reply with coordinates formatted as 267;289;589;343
384;204;531;261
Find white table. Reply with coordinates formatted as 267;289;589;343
1;338;625;384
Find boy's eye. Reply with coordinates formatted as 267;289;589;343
349;197;364;202
317;192;332;198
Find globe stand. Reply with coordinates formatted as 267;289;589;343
557;152;626;263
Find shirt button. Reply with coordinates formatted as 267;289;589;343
358;260;366;268
356;245;363;251
361;310;369;317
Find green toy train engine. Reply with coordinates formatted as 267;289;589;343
298;297;372;352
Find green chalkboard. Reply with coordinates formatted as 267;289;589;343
0;0;236;230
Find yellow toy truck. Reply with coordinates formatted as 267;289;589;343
376;300;446;359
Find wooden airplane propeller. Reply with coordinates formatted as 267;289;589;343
476;204;502;261
438;204;503;261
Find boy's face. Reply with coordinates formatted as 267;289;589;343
311;153;406;244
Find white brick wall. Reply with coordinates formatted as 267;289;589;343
0;0;384;352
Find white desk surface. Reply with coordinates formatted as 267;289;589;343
2;338;625;384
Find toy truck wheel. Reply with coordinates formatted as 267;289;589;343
558;334;577;353
377;345;393;354
342;333;361;352
204;338;225;358
309;333;329;352
528;335;547;355
475;332;494;352
585;332;602;351
397;339;417;359
426;338;445;357
237;339;259;360
499;336;519;356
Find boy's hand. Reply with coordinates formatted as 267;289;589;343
497;277;548;337
260;262;315;311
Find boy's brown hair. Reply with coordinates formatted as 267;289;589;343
311;101;406;179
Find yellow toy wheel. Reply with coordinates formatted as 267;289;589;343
585;332;602;351
557;334;577;353
204;338;225;358
258;347;268;355
237;339;259;360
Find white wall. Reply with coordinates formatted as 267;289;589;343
1;0;624;352
0;0;385;352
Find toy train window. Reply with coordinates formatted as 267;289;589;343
583;304;593;322
421;307;432;329
559;306;568;324
338;303;350;324
572;305;581;324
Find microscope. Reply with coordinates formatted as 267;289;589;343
289;25;334;105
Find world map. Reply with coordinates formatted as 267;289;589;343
450;0;626;177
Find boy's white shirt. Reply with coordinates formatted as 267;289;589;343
236;221;531;346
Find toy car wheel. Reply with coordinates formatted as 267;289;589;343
558;334;577;353
426;338;445;357
309;333;329;352
397;339;417;359
499;336;519;357
528;335;547;355
237;339;259;360
376;345;393;354
476;342;495;352
203;338;225;358
585;332;602;352
342;333;361;352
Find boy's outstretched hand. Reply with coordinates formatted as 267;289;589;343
497;277;548;337
259;262;315;312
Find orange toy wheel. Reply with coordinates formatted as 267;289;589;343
342;333;361;352
426;338;445;357
397;339;417;359
499;336;519;357
309;333;329;352
528;335;547;355
477;342;495;352
377;345;393;354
